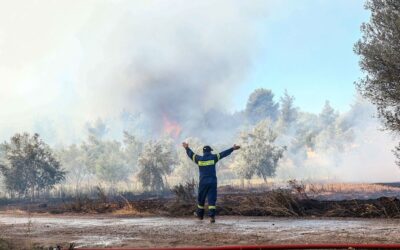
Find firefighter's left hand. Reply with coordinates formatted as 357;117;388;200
233;144;241;150
182;142;189;149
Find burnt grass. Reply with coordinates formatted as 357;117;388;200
2;189;400;218
168;189;400;218
217;192;400;218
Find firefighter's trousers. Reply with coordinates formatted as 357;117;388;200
196;177;217;218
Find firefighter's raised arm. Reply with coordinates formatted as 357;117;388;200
216;144;240;162
182;142;198;163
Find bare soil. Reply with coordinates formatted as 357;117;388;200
0;212;400;249
2;188;400;249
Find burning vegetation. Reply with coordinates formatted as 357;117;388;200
162;114;182;139
0;88;397;201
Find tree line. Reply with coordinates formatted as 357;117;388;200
2;0;399;199
0;86;366;199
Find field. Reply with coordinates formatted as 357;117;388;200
1;182;400;249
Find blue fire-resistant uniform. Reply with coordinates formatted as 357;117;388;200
185;147;234;218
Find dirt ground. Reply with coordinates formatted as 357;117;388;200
1;212;400;249
2;186;400;249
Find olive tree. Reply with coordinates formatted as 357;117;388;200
233;120;285;186
174;137;203;183
81;135;130;185
137;139;177;192
57;144;90;194
0;133;65;199
354;0;400;165
123;131;143;174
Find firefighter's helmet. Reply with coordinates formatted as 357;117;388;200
203;145;213;153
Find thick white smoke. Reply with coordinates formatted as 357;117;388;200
1;1;399;183
0;0;274;144
275;98;400;182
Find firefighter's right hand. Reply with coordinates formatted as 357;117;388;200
233;144;241;150
182;142;189;149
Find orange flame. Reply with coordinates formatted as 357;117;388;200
306;148;317;159
162;114;182;139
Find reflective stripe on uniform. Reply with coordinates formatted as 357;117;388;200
198;160;215;166
192;154;196;162
216;153;220;161
198;205;204;209
208;205;216;210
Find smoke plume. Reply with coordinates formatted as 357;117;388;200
1;1;399;183
0;0;273;143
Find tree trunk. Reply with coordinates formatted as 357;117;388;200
163;175;169;190
75;181;80;196
31;186;35;201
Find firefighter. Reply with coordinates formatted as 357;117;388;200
182;142;240;223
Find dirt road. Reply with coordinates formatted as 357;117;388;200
0;212;399;248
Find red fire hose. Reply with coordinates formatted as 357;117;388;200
80;244;400;250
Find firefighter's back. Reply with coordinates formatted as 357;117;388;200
197;153;218;182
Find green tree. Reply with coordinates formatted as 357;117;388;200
286;112;319;164
0;133;65;199
174;137;203;183
57;144;90;194
82;135;130;184
96;141;129;184
245;88;279;124
319;101;338;128
354;0;400;165
233;120;285;185
81;134;105;176
137;139;177;192
279;90;298;125
276;90;298;132
123;131;143;174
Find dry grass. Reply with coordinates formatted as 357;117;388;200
3;182;400;219
218;189;305;217
170;180;196;203
302;182;400;200
219;178;400;200
306;182;400;194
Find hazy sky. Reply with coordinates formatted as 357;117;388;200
1;0;399;182
234;0;369;113
0;0;370;141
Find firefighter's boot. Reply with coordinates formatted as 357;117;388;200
196;205;205;220
208;205;216;223
210;216;215;223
